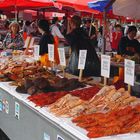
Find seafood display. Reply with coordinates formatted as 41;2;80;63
73;105;140;138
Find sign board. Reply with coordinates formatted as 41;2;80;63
23;36;31;48
15;102;20;120
78;50;87;70
48;44;54;61
44;132;50;140
58;48;66;66
57;135;64;140
29;38;35;48
124;59;135;86
33;45;40;60
101;55;111;78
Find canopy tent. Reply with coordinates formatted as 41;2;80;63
0;0;53;11
88;0;112;12
113;0;140;20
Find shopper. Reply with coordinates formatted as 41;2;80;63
112;24;122;52
66;15;100;76
118;26;140;56
3;21;24;50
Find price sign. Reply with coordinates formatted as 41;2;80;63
57;135;64;140
125;59;135;86
48;44;54;61
78;50;87;70
33;45;40;60
0;99;2;111
23;36;31;48
29;37;35;48
15;102;20;120
101;55;111;78
58;48;66;66
44;132;50;140
5;100;9;114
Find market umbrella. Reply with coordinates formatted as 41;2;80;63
113;0;140;19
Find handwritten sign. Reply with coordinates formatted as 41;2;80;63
58;48;66;66
29;37;35;48
101;55;111;78
124;59;135;86
78;50;87;70
48;44;54;62
23;36;31;48
33;45;40;60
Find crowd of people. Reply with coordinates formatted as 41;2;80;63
0;16;140;77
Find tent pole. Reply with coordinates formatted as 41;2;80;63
102;9;106;54
89;13;94;37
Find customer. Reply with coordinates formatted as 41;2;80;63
118;26;140;56
112;24;122;52
3;21;24;50
66;15;100;76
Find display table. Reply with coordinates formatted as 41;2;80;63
0;82;140;140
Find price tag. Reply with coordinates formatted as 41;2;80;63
57;135;64;140
5;100;9;114
48;44;54;61
33;45;40;60
124;59;135;86
78;50;87;70
44;132;50;140
58;48;66;66
101;55;111;78
23;36;31;48
29;37;35;48
15;102;20;120
0;99;2;111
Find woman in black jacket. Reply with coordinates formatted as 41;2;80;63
66;16;100;76
38;19;54;55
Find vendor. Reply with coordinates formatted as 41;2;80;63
3;22;24;50
118;26;140;56
38;19;54;56
65;15;100;76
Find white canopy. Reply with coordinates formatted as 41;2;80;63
113;0;140;19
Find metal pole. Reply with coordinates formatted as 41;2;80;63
89;13;94;37
102;9;106;54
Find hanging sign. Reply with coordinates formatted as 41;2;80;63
48;44;54;62
58;48;66;66
124;59;135;86
101;55;111;78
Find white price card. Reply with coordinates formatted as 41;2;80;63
57;135;64;140
15;102;20;120
44;133;50;140
101;55;111;78
29;37;35;48
78;50;87;70
48;44;54;61
33;45;40;60
0;99;2;111
23;36;31;48
125;59;135;86
58;48;66;66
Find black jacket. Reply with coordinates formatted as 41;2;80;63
39;33;54;55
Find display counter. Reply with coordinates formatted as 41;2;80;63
0;82;140;140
